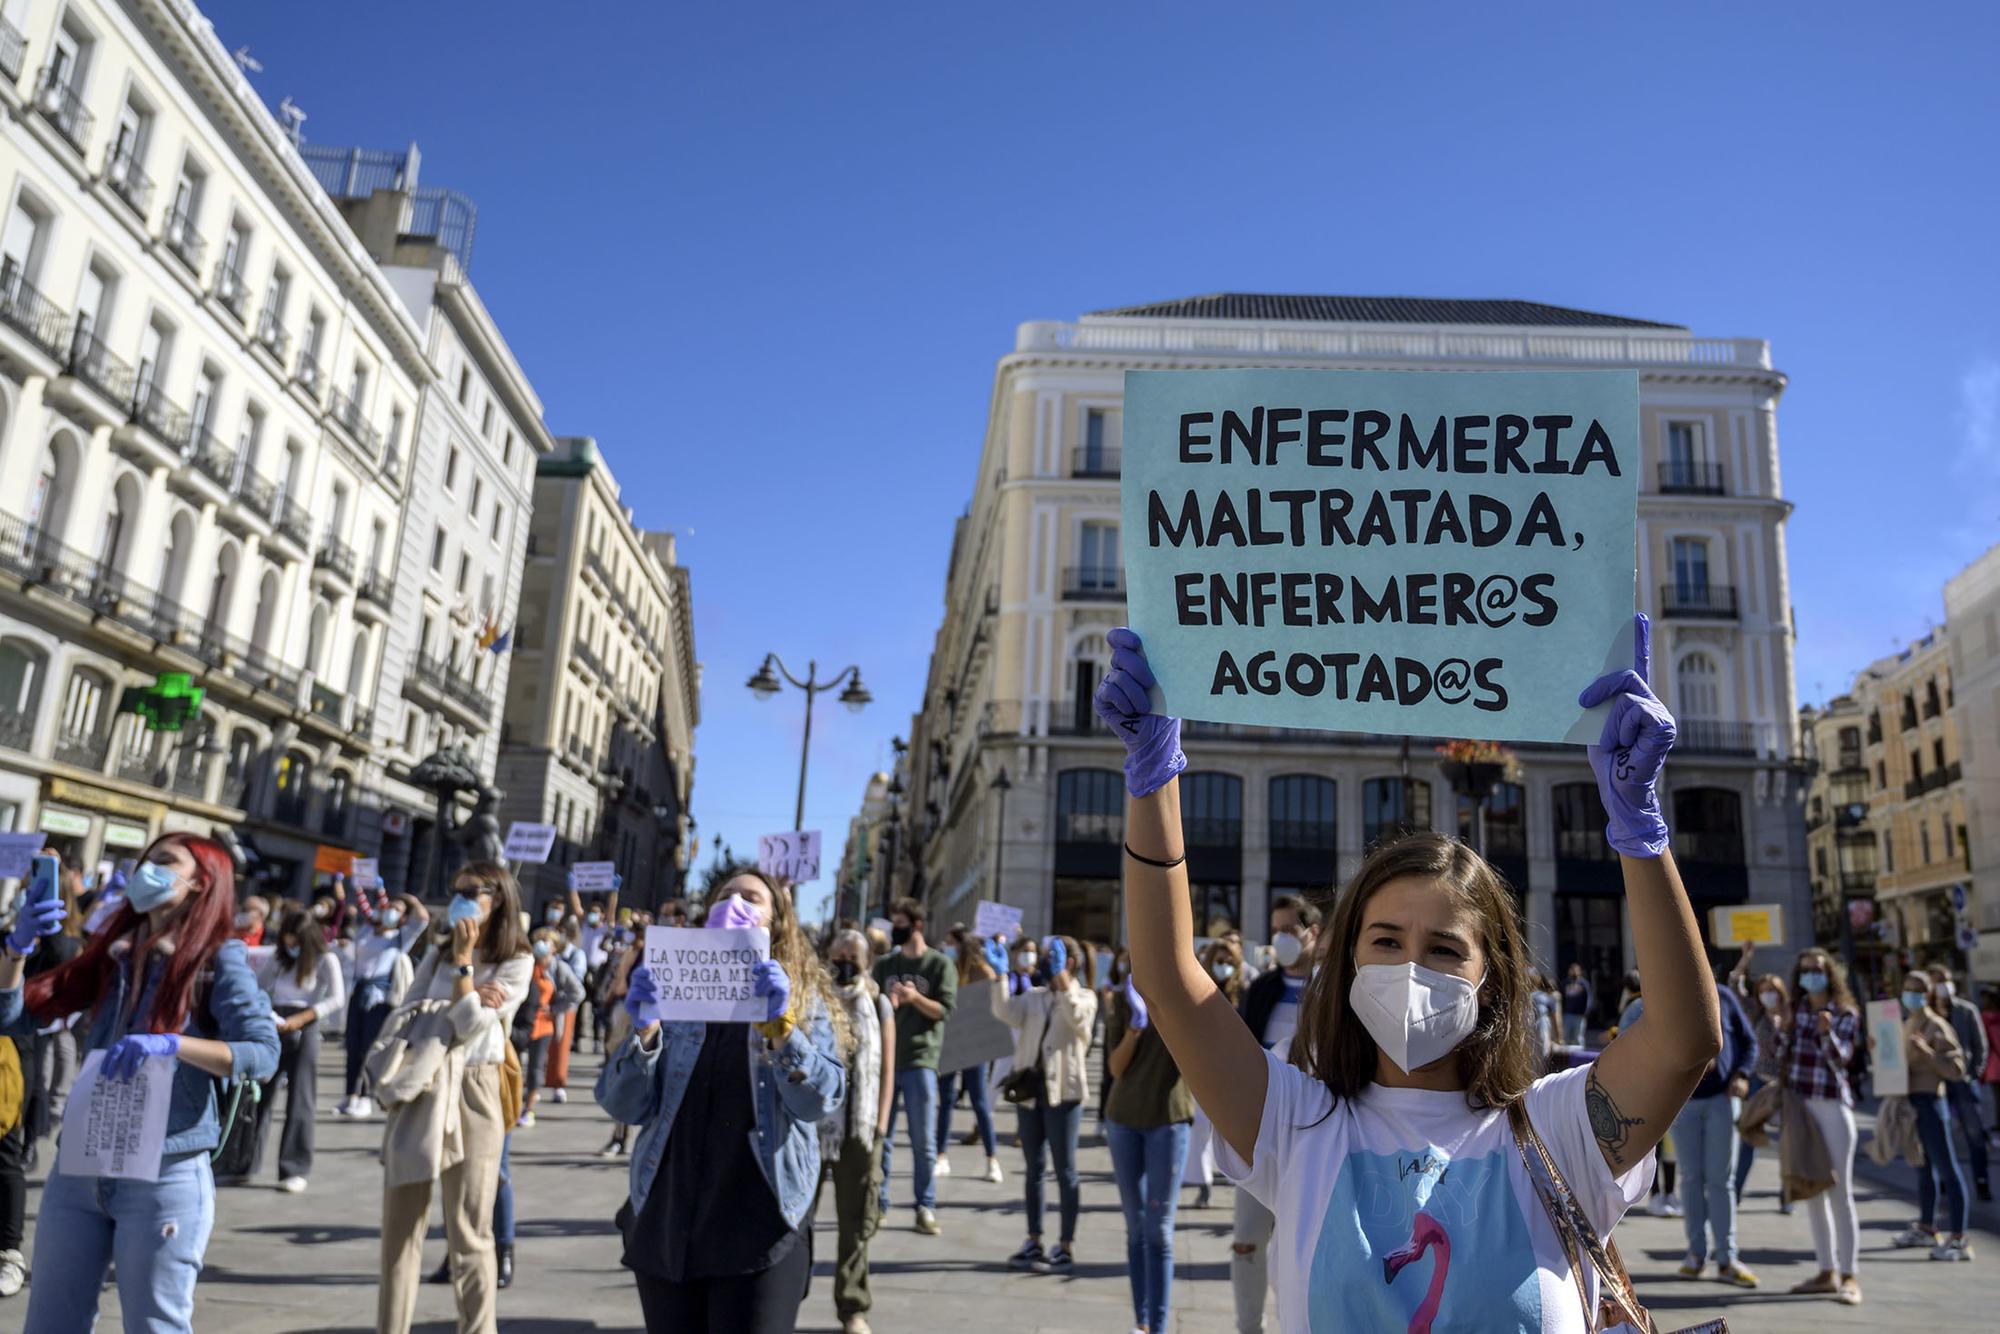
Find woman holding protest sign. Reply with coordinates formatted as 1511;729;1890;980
983;932;1096;1274
936;924;1003;1183
0;833;279;1332
1098;616;1724;1333
597;866;844;1332
377;861;532;1334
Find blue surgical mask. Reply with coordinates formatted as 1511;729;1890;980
1799;970;1828;995
377;909;402;931
447;896;483;928
532;940;551;959
1211;962;1237;983
1902;991;1928;1013
126;862;185;913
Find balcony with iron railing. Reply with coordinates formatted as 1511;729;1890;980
116;745;166;787
1062;566;1125;601
326;386;381;455
0;16;24;84
1269;818;1338;851
309;682;345;725
33;67;94;154
1657;461;1725;495
0;261;70;361
314;534;357;585
66;326;137;407
54;726;110;772
254;306;290;363
1675;719;1759;756
171;751;209;800
1839;869;1877;895
162;203;205;275
413;651;493;724
131;382;193;454
1923;694;1941;720
357;567;394;613
1834;746;1864;773
1658;583;1738;619
1072;447;1121;478
104;143;154;216
212;259;248;321
294;353;324;400
184;429;237;494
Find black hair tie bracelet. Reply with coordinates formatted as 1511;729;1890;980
1123;843;1187;869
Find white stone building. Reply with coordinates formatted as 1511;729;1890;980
0;0;426;895
302;143;553;899
893;295;1810;1019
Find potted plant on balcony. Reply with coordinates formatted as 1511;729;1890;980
1435;738;1520;803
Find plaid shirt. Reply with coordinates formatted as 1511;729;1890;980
1780;1004;1860;1105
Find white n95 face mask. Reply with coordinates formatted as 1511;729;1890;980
1272;932;1305;969
1349;961;1484;1074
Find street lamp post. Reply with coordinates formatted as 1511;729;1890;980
990;766;1012;906
746;654;872;831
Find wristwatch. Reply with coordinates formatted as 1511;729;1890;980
454;963;475;978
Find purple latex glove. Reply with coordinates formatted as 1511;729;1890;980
752;959;791;1021
1044;937;1068;979
4;896;66;957
1577;614;1676;858
1093;628;1187;798
102;1032;180;1081
982;937;1009;975
1122;976;1149;1030
624;963;663;1030
707;894;762;931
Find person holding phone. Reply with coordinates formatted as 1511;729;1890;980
0;835;279;1331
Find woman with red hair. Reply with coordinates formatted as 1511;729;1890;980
0;833;279;1332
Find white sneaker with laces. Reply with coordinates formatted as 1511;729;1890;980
1894;1225;1940;1248
984;1158;1004;1184
934;1155;952;1177
350;1095;375;1118
0;1247;24;1298
1930;1237;1975;1262
277;1176;307;1194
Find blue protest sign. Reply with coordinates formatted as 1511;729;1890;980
1120;369;1639;744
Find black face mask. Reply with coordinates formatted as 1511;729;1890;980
890;924;913;947
831;959;860;987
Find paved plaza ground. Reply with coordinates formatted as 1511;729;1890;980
24;1043;2000;1332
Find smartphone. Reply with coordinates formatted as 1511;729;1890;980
28;854;59;906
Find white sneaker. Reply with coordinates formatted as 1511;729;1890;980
934;1155;952;1177
333;1096;353;1116
349;1095;375;1118
1894;1225;1940;1248
1663;1193;1684;1218
0;1247;23;1298
1930;1237;1976;1262
915;1206;940;1235
551;1088;567;1104
984;1158;1004;1184
516;1111;537;1128
1646;1195;1672;1217
277;1176;307;1194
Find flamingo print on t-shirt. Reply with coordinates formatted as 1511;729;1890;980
1216;1051;1652;1334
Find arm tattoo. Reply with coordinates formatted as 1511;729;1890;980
1585;1066;1645;1158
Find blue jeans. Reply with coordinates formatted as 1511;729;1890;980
937;1063;997;1158
1108;1119;1190;1333
494;1133;515;1246
1670;1093;1740;1265
1018;1097;1082;1241
1562;1013;1586;1046
27;1153;215;1333
1945;1080;1990;1186
878;1066;939;1213
1734;1075;1767;1202
1910;1092;1969;1234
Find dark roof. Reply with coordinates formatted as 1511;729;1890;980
1087;294;1682;330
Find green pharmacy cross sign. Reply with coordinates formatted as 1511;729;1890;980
118;673;205;732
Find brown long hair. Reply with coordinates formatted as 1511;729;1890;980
708;864;849;1055
26;834;238;1034
947;925;998;985
1290;832;1540;1112
274;906;329;989
1791;947;1856;1015
451;861;531;961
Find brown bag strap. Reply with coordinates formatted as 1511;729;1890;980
1506;1102;1657;1334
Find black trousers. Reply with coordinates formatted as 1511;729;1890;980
251;1006;320;1180
632;1233;811;1334
0;1115;25;1251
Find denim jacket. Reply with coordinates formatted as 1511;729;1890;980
594;998;844;1230
0;937;280;1160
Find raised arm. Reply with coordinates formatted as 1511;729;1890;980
1100;628;1269;1163
1573;615;1722;1174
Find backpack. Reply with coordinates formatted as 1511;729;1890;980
0;1037;23;1137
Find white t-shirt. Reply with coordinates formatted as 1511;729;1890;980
1263;974;1306;1053
1217;1048;1651;1334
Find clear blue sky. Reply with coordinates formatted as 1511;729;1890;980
202;1;1999;919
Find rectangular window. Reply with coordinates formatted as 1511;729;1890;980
469;477;484;520
189;367;219;440
457;367;471;405
233;402;263;477
490;502;505;543
455;553;470;594
1920;823;1932;865
218;219;249;297
1934;738;1947;770
430;526;446;572
1670;537;1709;599
167;163;204;239
1078;521;1120;591
387;406;405;459
444;448;461;492
502;431;515;469
481;402;495;438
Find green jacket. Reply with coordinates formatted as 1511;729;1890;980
872;947;957;1072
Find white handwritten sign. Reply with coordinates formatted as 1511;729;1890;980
646;925;771;1023
1865;999;1908;1098
351;857;380;891
503;822;557;863
571;860;618;892
757;830;822;884
58;1050;171;1181
974;900;1024;942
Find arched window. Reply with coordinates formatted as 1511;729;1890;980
101;472;143;574
1363;775;1431;850
28;431;80;539
1552;781;1613;863
273;749;312;824
226;728;258;807
172;712;216;797
345;626;371;700
1677;652;1721;721
1055;768;1122;845
0;638;47;750
55;665;113;769
306;599;332;678
250;567;280;649
159;509;196;606
205;540;240;642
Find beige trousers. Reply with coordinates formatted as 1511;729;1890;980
378;1062;505;1334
